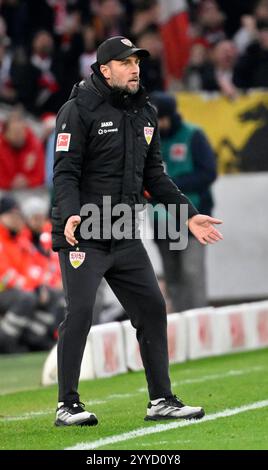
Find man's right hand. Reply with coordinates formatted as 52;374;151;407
64;215;81;246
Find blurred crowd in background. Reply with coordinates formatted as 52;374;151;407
1;0;268;113
1;0;268;354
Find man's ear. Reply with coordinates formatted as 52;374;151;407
100;64;111;80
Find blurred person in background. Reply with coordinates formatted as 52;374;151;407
184;39;238;99
204;40;238;99
183;41;209;91
0;0;54;47
0;110;45;190
19;196;65;351
233;0;268;53
136;24;165;92
20;196;62;291
40;112;56;191
130;0;159;38
150;91;217;313
194;0;226;47
0;18;16;105
79;24;97;79
92;0;127;43
55;8;84;101
0;196;38;353
233;14;257;54
0;35;16;105
216;0;258;37
11;30;63;115
234;17;268;89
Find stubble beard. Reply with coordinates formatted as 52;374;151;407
110;78;139;95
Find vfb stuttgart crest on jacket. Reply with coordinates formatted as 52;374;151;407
144;126;154;145
69;251;85;269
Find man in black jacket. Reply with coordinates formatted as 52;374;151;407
53;36;223;427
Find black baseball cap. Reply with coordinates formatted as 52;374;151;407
97;36;150;65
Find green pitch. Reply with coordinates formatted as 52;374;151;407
0;348;268;450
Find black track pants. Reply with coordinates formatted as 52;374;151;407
58;238;172;403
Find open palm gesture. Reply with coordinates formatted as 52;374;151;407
188;214;223;245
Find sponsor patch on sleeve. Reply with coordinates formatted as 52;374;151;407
56;133;71;152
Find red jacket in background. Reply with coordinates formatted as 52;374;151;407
19;222;62;289
0;223;44;292
0;127;45;189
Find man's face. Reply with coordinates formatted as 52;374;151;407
157;115;174;138
158;116;172;132
5;119;26;148
33;31;54;56
100;54;140;94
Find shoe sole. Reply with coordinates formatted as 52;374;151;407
144;408;205;422
55;416;98;427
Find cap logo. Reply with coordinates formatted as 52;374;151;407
121;38;133;47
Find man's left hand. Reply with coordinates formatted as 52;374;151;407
188;214;223;245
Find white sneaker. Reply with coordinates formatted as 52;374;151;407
145;395;205;421
55;402;98;427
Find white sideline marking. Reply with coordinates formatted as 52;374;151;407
138;366;267;392
115;365;266;396
89;366;266;400
66;400;268;450
1;410;54;421
0;400;106;422
172;365;265;387
0;366;266;423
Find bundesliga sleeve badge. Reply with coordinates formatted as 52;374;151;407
56;133;71;152
69;251;85;269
